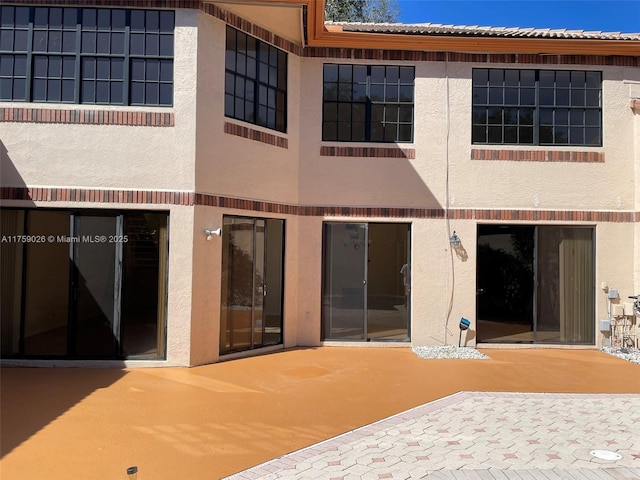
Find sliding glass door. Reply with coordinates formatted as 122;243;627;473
322;222;410;342
0;209;168;359
477;225;594;344
220;216;284;354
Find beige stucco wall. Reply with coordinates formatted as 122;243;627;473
298;59;636;212
0;9;198;192
295;57;638;349
194;12;301;205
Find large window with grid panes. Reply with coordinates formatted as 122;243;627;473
0;5;174;106
322;64;414;143
224;26;287;133
472;68;602;146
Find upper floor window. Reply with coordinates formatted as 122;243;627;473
225;26;287;133
472;68;602;146
322;64;414;143
0;6;174;106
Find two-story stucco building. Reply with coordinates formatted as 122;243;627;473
1;0;639;366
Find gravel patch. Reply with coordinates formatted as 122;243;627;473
411;345;490;360
413;345;640;364
601;347;640;365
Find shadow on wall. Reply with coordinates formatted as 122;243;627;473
462;328;476;346
299;148;444;210
0;140;28;190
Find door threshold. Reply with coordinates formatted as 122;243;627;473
478;343;597;349
320;341;410;348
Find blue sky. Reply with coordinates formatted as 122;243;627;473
397;1;640;33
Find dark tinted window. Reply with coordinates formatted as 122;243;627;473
0;5;174;105
472;68;602;147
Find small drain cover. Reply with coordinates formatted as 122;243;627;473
590;450;622;460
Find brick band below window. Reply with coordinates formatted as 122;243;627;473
224;122;288;148
0;108;175;127
320;146;416;159
471;148;604;163
3;187;638;223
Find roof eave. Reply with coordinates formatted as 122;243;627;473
306;1;640;56
308;29;640;56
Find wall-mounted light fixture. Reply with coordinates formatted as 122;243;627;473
449;231;461;248
204;228;221;240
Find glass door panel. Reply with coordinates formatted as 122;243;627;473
476;225;535;343
72;215;119;357
1;210;25;355
322;223;367;340
121;212;168;358
253;220;265;348
23;210;70;355
220;217;255;353
263;219;284;346
367;224;410;341
538;227;594;344
220;216;284;355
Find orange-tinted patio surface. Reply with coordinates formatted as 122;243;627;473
1;347;640;480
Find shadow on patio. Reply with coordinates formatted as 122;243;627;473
1;347;639;480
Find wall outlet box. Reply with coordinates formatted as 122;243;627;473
608;289;619;299
599;319;611;332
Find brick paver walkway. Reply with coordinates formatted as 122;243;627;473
223;392;640;479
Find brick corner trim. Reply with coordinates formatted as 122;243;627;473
471;148;604;163
1;107;175;127
320;146;416;159
223;122;288;149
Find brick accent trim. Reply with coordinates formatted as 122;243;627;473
303;48;640;67
448;209;637;223
224;122;288;148
3;187;639;223
1;187;193;205
471;148;604;163
0;107;175;127
320;146;416;159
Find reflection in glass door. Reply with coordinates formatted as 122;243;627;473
322;223;367;340
220;216;284;354
322;223;410;342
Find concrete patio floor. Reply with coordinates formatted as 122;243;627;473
1;347;640;480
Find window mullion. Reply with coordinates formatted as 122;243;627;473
25;8;34;102
365;66;371;141
74;9;81;104
533;70;540;145
123;12;130;106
